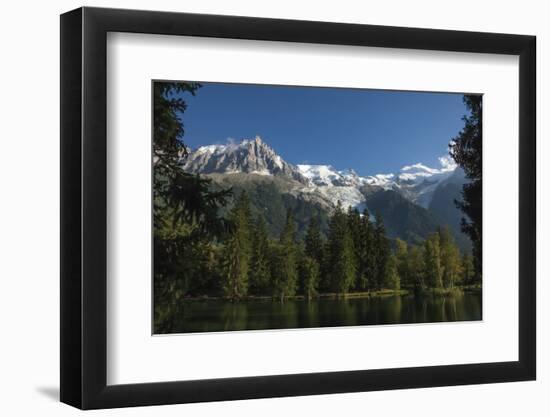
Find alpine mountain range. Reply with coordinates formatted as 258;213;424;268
180;136;471;251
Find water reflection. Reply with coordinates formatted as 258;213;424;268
166;291;482;334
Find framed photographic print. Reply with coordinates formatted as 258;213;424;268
60;6;536;409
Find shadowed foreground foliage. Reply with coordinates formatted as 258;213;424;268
450;95;482;279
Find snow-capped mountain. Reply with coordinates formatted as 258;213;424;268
296;164;371;188
180;136;468;249
374;157;457;208
181;136;459;210
181;136;308;184
296;157;456;208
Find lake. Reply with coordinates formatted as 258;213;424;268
163;291;482;334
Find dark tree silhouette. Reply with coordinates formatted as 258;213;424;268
153;81;232;332
450;95;482;280
153;81;231;236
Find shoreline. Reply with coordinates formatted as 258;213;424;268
180;286;481;302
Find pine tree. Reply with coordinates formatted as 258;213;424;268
300;255;320;300
327;202;356;294
153;81;231;238
373;212;390;290
347;208;364;290
222;191;252;300
272;209;298;301
318;241;332;292
338;231;356;294
153;82;231;332
394;238;409;288
268;243;284;300
407;244;425;290
249;214;271;295
450;95;482;279
360;209;376;291
233;189;252;227
424;233;443;288
305;216;324;266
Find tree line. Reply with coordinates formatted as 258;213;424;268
210;191;477;301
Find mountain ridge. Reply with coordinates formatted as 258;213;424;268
181;136;459;210
179;136;470;250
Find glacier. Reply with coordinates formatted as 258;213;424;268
180;136;458;211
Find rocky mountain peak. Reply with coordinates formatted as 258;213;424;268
181;136;308;184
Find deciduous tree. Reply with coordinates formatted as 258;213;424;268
424;232;443;289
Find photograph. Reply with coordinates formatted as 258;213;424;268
152;81;482;334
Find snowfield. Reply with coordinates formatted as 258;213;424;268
298;184;367;211
182;136;458;211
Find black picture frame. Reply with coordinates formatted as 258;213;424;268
60;6;536;410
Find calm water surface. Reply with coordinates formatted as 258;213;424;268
166;291;482;334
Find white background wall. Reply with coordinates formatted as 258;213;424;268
0;0;545;415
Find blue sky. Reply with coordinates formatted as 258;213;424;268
176;82;468;176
